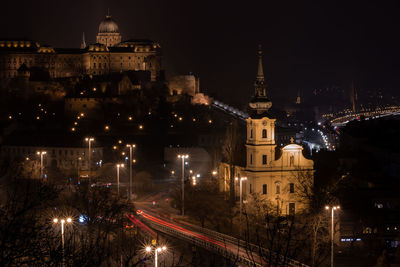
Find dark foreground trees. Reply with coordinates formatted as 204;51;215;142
0;176;144;266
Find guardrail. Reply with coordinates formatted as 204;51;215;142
140;211;309;267
174;219;309;267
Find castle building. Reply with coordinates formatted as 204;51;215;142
219;46;314;216
0;14;162;82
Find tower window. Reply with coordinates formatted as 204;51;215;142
289;203;295;216
289;183;294;193
250;154;253;164
250;184;253;193
290;155;295;166
250;129;253;138
262;184;267;194
262;129;267;138
262;155;267;165
276;185;280;194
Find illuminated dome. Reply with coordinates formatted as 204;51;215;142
98;15;119;33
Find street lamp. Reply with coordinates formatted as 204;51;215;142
126;144;135;201
116;163;124;196
325;205;340;267
145;245;167;267
85;137;94;185
36;151;47;180
235;176;247;236
53;217;72;266
177;154;189;216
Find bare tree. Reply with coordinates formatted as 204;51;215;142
222;120;242;206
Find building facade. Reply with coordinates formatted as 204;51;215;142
0;15;162;81
1;145;103;178
219;46;314;216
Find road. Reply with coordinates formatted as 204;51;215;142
132;193;308;267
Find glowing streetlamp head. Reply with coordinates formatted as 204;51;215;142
61;219;65;223
325;206;329;210
53;218;58;223
157;247;162;252
145;246;151;252
85;137;94;142
67;218;72;223
162;246;167;251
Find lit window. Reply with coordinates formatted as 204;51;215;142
262;129;267;138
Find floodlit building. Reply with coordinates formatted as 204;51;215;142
0;14;162;81
219;45;314;216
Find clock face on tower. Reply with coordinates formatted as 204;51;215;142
262;120;268;126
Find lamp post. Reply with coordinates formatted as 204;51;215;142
116;163;124;196
53;217;72;267
177;154;189;216
77;157;82;177
36;151;47;180
325;205;340;267
145;245;167;267
85;137;94;185
235;176;247;236
126;144;135;201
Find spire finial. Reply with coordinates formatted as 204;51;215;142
106;8;111;18
81;32;86;49
257;44;264;81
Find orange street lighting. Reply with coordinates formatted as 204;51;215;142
116;163;125;196
325;205;340;267
53;217;73;266
235;176;247;236
177;154;189;216
36;151;47;180
85;137;94;184
126;144;136;201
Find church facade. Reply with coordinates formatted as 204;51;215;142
0;14;162;81
219;46;314;216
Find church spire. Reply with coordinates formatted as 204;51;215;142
257;44;264;82
249;44;272;114
81;32;86;49
253;44;267;98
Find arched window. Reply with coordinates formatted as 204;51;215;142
276;184;280;194
250;154;253;164
262;129;267;138
250;129;253;138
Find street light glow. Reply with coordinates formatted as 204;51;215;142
67;218;72;223
145;246;151;252
53;218;58;223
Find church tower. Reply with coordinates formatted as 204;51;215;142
246;45;276;172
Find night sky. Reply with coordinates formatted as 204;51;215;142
2;0;400;106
